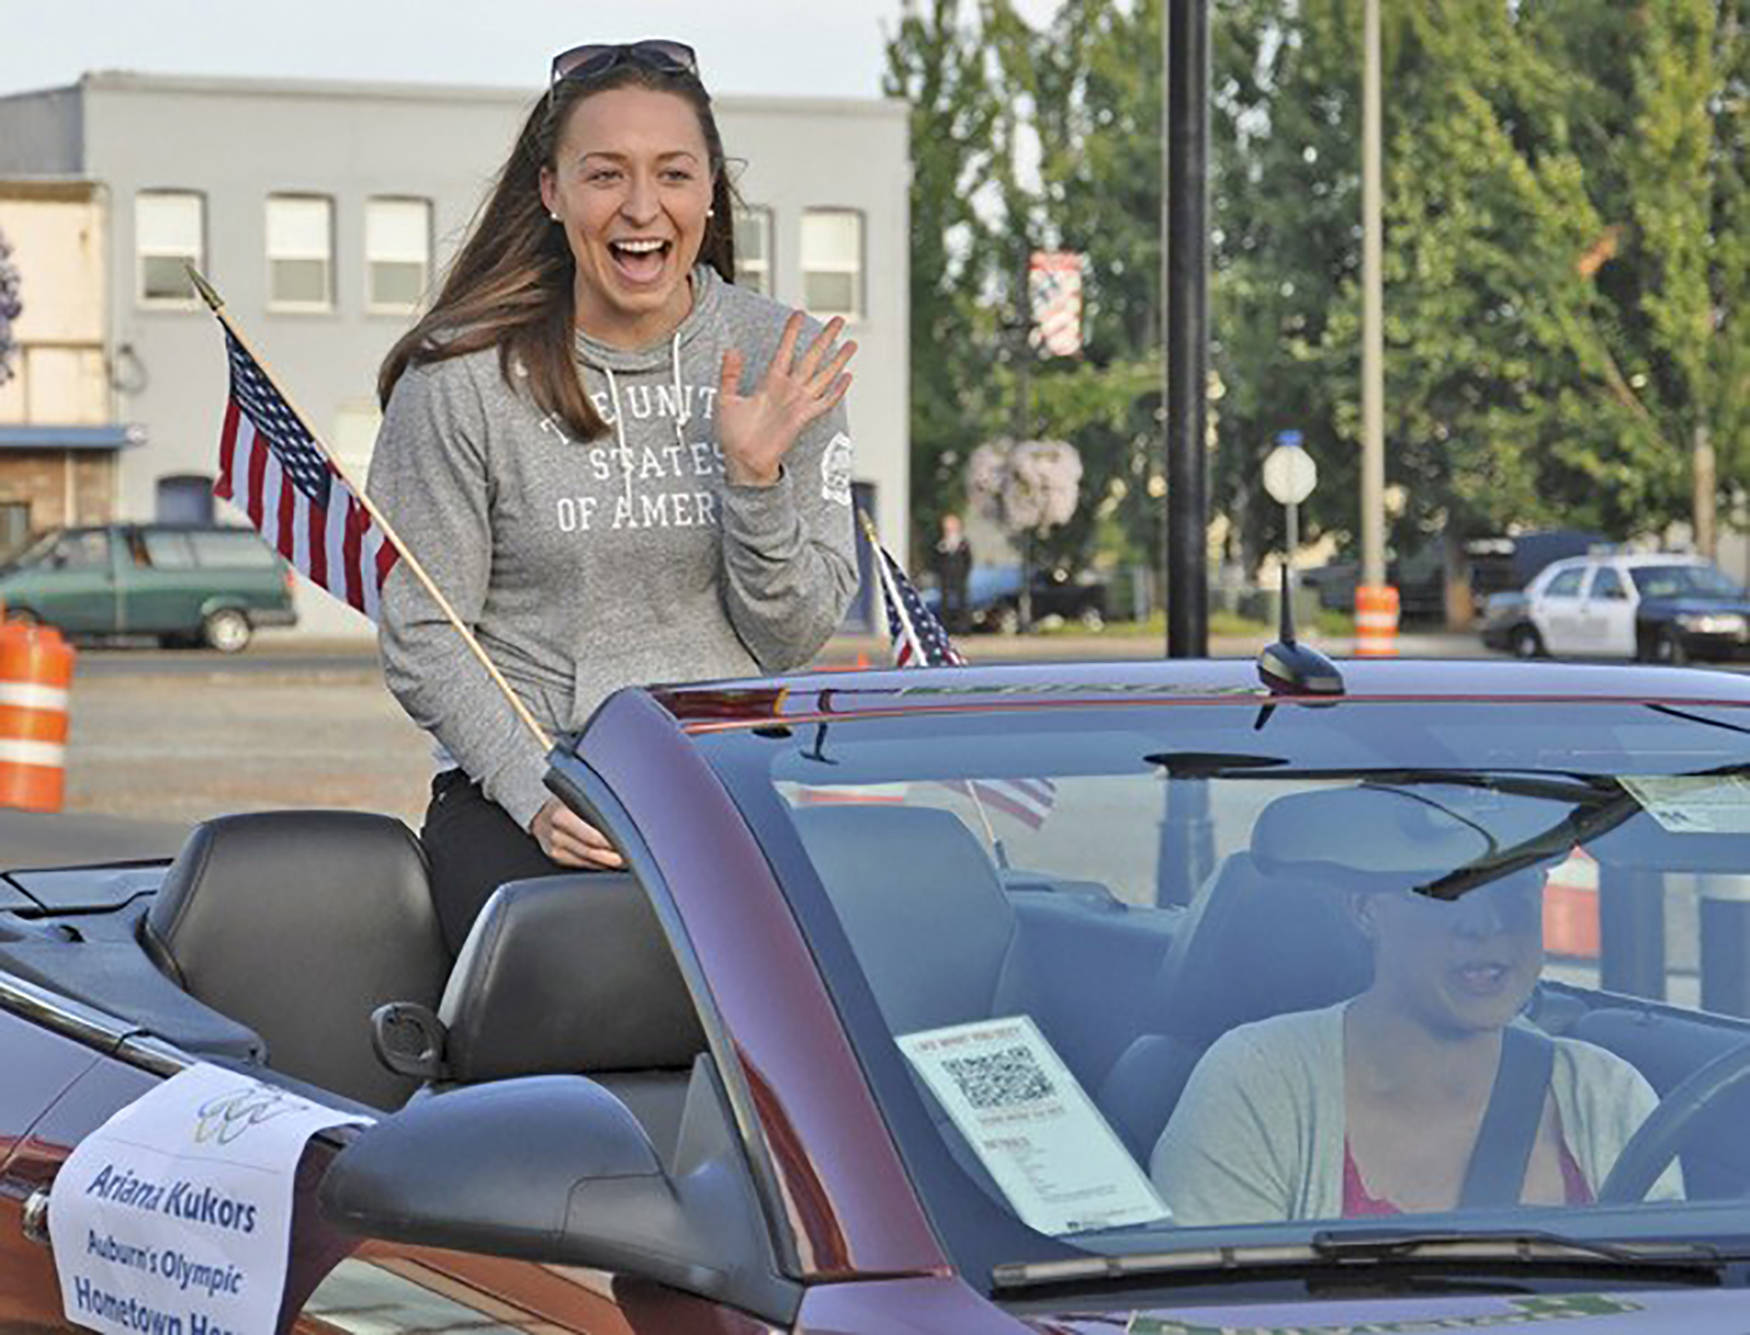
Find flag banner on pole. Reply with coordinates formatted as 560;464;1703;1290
935;777;1060;830
1028;251;1084;358
214;326;398;620
862;523;1057;828
874;540;966;667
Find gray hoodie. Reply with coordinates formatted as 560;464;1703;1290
368;264;858;829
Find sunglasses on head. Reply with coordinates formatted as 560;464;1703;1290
548;39;699;105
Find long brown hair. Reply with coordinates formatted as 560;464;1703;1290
378;63;739;442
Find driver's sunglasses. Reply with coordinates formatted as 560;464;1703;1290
548;40;699;107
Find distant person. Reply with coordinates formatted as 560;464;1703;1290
933;511;974;633
369;39;860;953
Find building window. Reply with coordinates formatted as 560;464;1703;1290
136;191;205;304
155;474;215;525
266;194;334;310
365;197;431;313
0;502;31;559
801;208;863;320
734;206;773;295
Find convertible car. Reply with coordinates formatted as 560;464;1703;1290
8;652;1750;1332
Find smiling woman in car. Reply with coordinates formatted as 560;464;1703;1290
1150;793;1682;1226
367;40;860;952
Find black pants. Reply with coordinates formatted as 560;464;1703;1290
421;768;568;956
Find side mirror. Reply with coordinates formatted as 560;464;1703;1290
318;1075;725;1296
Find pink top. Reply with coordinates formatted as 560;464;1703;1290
1342;1138;1594;1216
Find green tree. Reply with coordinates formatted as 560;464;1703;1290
882;0;1008;551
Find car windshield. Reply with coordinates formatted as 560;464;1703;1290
1631;565;1745;600
0;530;59;573
702;695;1750;1282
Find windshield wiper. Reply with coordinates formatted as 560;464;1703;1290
1142;759;1619;805
1310;1227;1720;1267
990;1229;1725;1292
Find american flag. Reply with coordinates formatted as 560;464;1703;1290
876;541;967;667
214;326;398;619
1028;251;1084;358
944;777;1059;831
864;526;1057;828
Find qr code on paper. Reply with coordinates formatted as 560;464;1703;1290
941;1045;1056;1110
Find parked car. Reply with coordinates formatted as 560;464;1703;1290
9;652;1750;1330
1304;530;1608;624
1465;528;1610;606
925;563;1109;633
1480;551;1750;664
0;523;296;651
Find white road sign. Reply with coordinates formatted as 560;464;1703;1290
1262;443;1318;505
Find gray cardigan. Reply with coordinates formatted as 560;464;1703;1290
1150;1002;1680;1225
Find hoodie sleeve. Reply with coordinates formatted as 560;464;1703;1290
716;369;859;671
369;360;553;831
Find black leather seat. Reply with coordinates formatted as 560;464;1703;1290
388;873;708;1158
791;804;1042;1035
143;810;448;1109
436;872;705;1083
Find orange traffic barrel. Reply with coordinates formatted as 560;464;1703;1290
1542;845;1600;959
1354;584;1400;657
0;622;75;812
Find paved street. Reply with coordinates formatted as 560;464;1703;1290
1;624;1726;868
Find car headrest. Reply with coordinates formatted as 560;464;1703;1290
1152;851;1373;1046
790;803;1023;1033
437;873;706;1083
143;810;447;1109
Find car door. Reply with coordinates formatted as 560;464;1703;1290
1577;564;1636;658
23;529;121;634
117;528;203;637
1530;564;1588;655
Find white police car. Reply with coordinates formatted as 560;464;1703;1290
1481;552;1750;664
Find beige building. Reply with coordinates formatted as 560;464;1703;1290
0;180;138;554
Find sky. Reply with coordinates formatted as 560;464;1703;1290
1;0;1060;102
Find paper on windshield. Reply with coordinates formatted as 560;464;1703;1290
47;1062;372;1335
1620;774;1750;834
897;1014;1170;1235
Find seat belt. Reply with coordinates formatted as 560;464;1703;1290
1458;1024;1557;1208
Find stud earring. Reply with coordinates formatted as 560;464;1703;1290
550;211;561;222
706;207;715;218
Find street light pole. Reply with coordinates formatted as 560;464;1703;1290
1164;0;1209;658
1360;0;1386;590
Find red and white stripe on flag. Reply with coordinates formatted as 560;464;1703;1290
1028;251;1084;358
215;396;396;621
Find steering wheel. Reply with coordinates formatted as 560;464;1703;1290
1597;1037;1750;1203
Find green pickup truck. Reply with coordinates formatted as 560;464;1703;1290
0;523;297;651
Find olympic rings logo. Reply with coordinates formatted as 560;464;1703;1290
191;1084;309;1145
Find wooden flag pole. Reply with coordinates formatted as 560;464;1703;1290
856;508;927;664
187;266;553;754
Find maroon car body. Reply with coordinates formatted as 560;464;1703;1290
8;656;1750;1333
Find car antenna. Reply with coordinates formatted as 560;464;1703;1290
1257;565;1345;697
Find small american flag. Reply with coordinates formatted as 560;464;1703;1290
876;541;967;667
862;523;1057;829
214;326;398;619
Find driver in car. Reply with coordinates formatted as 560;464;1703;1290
1149;871;1681;1225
